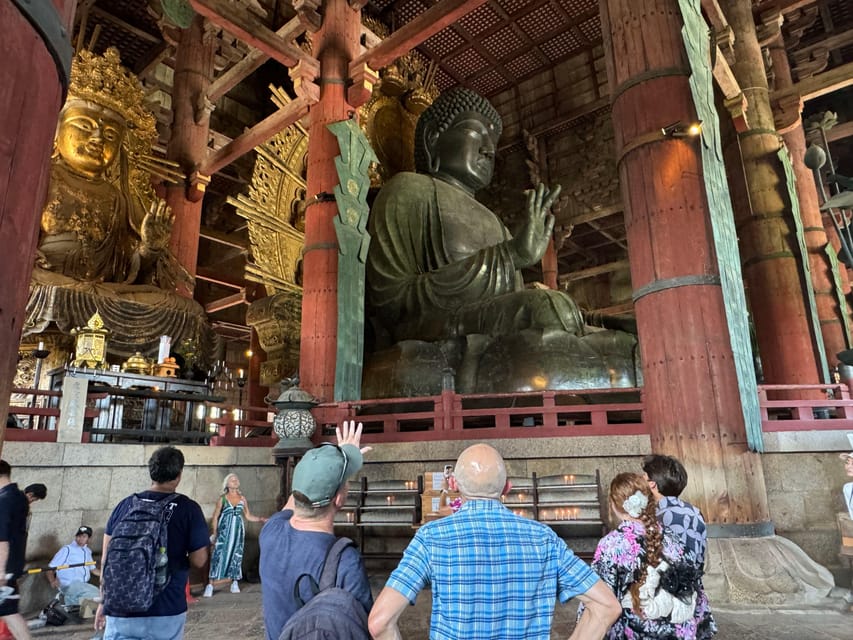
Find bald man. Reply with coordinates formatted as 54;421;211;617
369;444;620;640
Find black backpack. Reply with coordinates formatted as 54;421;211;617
278;537;370;640
102;492;177;614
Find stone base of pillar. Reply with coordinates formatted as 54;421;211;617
704;536;840;605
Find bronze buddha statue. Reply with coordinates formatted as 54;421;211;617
24;48;207;359
363;87;639;396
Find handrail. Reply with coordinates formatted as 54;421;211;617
8;382;853;445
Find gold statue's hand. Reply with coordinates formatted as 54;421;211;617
139;200;174;256
508;183;561;269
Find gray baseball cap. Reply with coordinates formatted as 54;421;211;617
292;443;362;507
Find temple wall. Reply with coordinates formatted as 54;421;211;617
3;431;850;610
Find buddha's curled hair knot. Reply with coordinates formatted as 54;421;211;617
414;87;503;174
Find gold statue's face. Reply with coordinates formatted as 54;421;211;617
56;101;125;177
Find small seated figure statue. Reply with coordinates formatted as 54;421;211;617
26;48;205;356
363;87;639;396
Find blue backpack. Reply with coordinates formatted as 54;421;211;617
102;493;177;614
278;537;370;640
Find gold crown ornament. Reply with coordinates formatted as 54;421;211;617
63;47;183;185
67;47;158;153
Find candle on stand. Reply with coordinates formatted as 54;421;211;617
37;341;45;351
238;368;244;378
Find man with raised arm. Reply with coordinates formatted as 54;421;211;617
259;420;373;640
369;443;620;640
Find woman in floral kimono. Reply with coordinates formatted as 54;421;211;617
584;473;710;639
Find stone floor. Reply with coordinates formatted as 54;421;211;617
32;577;852;640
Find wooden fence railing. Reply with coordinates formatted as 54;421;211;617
6;383;853;445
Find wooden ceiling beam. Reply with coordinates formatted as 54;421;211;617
588;301;635;316
351;0;490;71
196;266;245;290
826;120;853;143
199;225;248;252
205;290;247;314
90;6;160;44
559;259;631;283
189;0;309;68
202;95;314;175
207;16;312;102
771;60;853;101
565;205;623;227
791;28;853;61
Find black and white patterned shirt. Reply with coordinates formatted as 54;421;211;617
657;496;707;566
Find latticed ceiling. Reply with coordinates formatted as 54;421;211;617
63;0;853;339
368;0;601;98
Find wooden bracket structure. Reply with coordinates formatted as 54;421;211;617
347;61;379;108
189;0;314;68
187;170;211;203
350;0;490;71
201;94;316;175
293;0;322;32
772;93;805;135
290;58;321;103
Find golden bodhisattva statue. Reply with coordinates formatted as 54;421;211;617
25;48;208;359
39;48;174;285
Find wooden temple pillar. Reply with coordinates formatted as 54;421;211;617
601;0;770;531
765;16;851;363
603;0;834;603
720;0;823;386
0;0;76;451
298;0;361;400
166;14;216;298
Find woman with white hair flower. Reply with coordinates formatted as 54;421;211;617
579;472;710;639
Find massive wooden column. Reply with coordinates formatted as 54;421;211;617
0;0;75;452
767;22;851;363
167;14;216;298
719;0;822;385
299;0;361;400
601;0;769;529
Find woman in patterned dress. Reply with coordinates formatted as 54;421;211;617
203;473;267;597
583;473;708;640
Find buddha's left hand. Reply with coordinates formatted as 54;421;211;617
139;200;174;255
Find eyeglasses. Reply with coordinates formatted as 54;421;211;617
313;443;349;507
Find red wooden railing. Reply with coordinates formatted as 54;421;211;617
758;383;853;432
6;383;853;445
6;388;103;442
311;388;646;443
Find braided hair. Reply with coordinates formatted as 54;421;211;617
413;87;503;174
609;472;663;615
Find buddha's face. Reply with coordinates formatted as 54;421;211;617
55;101;125;178
431;111;498;193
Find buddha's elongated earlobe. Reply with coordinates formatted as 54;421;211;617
422;123;441;175
429;154;440;174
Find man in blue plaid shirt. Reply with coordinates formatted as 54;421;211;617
369;444;620;640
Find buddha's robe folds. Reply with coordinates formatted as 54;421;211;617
366;172;583;344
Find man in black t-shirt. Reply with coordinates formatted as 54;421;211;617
0;459;32;639
94;447;208;640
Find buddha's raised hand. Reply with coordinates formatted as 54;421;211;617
508;183;561;269
139;199;174;256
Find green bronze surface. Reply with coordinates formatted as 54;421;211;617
678;0;762;451
363;88;639;397
328;118;377;402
